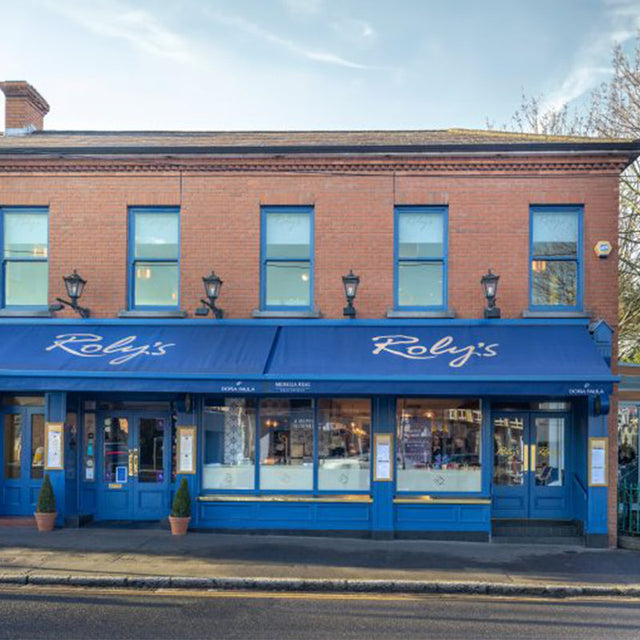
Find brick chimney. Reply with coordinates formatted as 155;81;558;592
0;81;49;135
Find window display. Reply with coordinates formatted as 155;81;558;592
203;399;256;490
259;399;313;490
397;398;482;492
318;399;371;491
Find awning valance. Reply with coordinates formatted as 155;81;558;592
0;319;615;396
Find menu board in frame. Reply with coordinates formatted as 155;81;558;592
374;433;393;482
45;422;65;470
177;426;197;475
589;437;609;487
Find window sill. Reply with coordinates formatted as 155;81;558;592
118;309;188;319
198;494;371;503
251;309;322;319
386;309;456;319
0;308;52;318
521;310;591;319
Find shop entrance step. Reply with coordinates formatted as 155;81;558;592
492;519;583;545
0;516;35;527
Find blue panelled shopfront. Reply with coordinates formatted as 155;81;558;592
0;318;615;545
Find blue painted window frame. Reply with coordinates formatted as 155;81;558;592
394;397;489;498
200;396;373;496
128;207;180;311
0;206;49;310
529;205;583;311
260;206;314;311
394;206;448;311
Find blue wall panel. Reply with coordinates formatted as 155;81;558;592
198;501;371;531
395;504;491;531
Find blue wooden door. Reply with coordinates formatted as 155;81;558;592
493;412;572;520
492;413;529;518
131;414;171;520
97;413;134;520
96;412;170;521
1;408;45;516
528;414;571;519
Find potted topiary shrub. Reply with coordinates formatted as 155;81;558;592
169;478;191;535
34;474;57;532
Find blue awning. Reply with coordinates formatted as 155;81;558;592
0;320;615;396
266;322;615;396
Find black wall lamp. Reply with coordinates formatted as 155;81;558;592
481;269;500;319
195;271;224;318
49;270;90;318
342;270;360;318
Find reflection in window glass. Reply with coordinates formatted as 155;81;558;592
138;417;165;483
397;399;482;492
130;208;179;308
262;208;312;309
203;399;256;490
619;404;639;486
493;416;525;486
530;208;580;307
103;417;129;483
396;207;446;309
4;414;22;479
318;399;371;491
2;208;48;307
534;417;565;487
259;399;313;490
30;414;45;479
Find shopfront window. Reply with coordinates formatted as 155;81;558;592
259;399;313;490
203;399;256;490
396;399;482;492
318;399;371;491
619;404;639;485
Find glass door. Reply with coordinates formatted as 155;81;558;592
1;408;45;515
132;415;170;520
492;412;571;520
97;415;133;520
529;415;570;519
492;413;528;518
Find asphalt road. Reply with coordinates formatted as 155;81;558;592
1;586;639;640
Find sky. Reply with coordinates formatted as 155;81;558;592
1;0;640;132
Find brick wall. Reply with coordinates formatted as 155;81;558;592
0;162;620;323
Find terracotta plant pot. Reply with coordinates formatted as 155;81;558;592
169;515;191;535
34;512;57;532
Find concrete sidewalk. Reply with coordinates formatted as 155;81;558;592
0;525;639;596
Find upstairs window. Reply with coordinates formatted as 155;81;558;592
530;206;582;309
395;206;447;309
261;206;313;309
1;207;48;307
129;207;179;309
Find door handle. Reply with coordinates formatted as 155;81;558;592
523;444;529;472
530;445;536;474
133;448;139;477
128;450;134;477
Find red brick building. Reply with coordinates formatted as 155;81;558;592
0;80;636;545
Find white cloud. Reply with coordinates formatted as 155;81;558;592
539;2;640;113
330;18;376;42
41;0;201;65
204;9;379;70
280;0;324;17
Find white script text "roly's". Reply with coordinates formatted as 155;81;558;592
371;334;498;368
45;333;176;365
